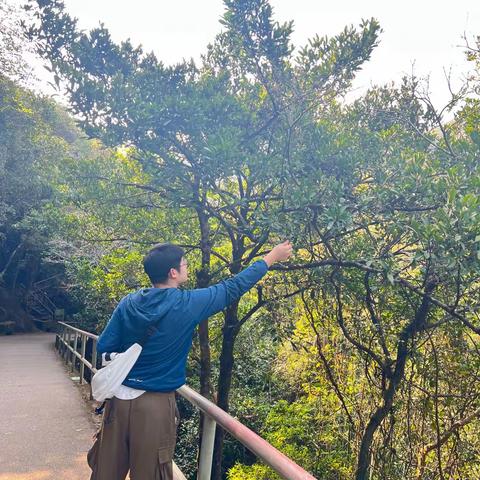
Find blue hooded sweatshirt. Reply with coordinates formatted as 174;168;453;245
97;259;268;392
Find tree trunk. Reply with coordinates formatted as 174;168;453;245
355;285;434;480
211;301;240;480
194;205;214;474
196;207;213;398
0;240;24;287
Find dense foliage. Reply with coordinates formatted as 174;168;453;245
2;0;479;478
0;72;78;326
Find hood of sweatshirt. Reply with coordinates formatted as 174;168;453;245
118;287;177;344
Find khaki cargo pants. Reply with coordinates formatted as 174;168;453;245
88;391;178;480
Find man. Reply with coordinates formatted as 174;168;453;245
88;240;293;480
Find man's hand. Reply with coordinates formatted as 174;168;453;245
263;240;293;267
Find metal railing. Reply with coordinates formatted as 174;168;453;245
32;274;62;289
26;285;58;328
29;289;57;313
56;322;316;480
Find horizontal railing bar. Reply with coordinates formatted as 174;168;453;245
56;322;317;480
58;321;98;340
32;274;62;288
57;334;97;372
177;385;316;480
173;462;187;480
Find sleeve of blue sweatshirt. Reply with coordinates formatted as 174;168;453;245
187;259;269;324
97;303;123;354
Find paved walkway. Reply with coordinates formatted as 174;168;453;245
0;333;95;480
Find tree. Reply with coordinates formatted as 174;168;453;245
27;1;480;478
0;0;32;81
0;73;80;328
248;75;480;479
27;1;380;477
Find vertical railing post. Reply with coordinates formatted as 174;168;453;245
80;333;86;384
71;331;78;372
197;416;216;480
91;339;97;372
57;325;63;355
63;327;68;360
64;330;70;363
90;339;97;400
69;330;73;365
60;327;65;358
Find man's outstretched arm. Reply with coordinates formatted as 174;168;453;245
188;241;293;323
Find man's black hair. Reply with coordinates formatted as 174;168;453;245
143;243;185;284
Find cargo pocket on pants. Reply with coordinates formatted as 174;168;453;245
156;449;174;480
103;399;116;424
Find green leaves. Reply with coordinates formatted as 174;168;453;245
221;0;294;68
296;18;381;93
21;1;480;477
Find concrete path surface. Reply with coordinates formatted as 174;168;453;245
0;333;95;480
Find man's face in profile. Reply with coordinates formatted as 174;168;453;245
175;257;188;285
